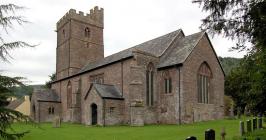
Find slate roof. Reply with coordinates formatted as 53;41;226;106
33;89;60;102
6;98;25;109
158;31;205;68
79;29;182;73
85;83;124;100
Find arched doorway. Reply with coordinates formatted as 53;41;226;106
91;103;97;125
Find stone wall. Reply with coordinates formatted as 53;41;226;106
181;34;224;123
83;88;103;125
158;67;180;124
56;7;104;80
104;99;124;125
38;101;61;122
133;51;159;124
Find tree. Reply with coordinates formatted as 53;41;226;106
45;72;56;89
193;0;266;114
193;0;266;51
0;3;34;140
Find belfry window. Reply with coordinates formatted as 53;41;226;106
85;27;90;38
197;62;212;104
146;63;154;106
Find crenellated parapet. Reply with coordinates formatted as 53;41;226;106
56;6;104;29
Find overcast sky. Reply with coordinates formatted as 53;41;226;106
0;0;246;85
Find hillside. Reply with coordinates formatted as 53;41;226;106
218;57;242;75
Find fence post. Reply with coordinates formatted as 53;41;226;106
253;118;257;130
186;136;197;140
239;121;245;136
247;120;252;132
205;129;215;140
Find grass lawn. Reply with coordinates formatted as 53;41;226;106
11;118;264;140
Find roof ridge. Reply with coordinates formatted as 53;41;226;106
158;29;182;56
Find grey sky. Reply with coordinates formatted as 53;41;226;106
0;0;246;85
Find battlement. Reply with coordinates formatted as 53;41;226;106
56;6;104;29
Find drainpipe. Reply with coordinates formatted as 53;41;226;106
178;67;181;124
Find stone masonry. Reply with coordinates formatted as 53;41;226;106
31;6;225;125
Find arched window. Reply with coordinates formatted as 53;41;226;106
163;71;172;94
197;62;212;104
48;107;55;114
67;81;72;108
63;29;65;38
146;63;154;106
85;27;90;38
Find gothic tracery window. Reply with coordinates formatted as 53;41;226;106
146;63;154;106
197;62;212;104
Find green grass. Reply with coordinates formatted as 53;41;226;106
11;118;264;140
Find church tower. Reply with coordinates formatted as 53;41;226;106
56;6;104;80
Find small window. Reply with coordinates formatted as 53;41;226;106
51;107;55;114
63;29;65;38
109;107;115;114
163;71;172;94
85;27;90;38
48;107;51;114
90;74;104;84
48;107;55;115
164;78;172;93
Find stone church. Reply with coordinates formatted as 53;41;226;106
31;6;225;126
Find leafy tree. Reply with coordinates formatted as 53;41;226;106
45;72;56;89
0;3;34;140
193;0;266;50
194;0;266;114
193;0;266;113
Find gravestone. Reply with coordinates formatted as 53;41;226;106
186;136;197;140
53;115;61;128
253;118;257;130
205;129;215;140
258;117;263;129
220;127;226;140
246;120;252;132
239;121;245;136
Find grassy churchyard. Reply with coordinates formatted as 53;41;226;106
11;118;265;140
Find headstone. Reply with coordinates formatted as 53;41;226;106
186;136;197;140
253;118;257;130
53;115;61;128
239;121;245;136
258;117;263;129
247;120;252;132
229;105;234;118
220;127;226;140
205;129;215;140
